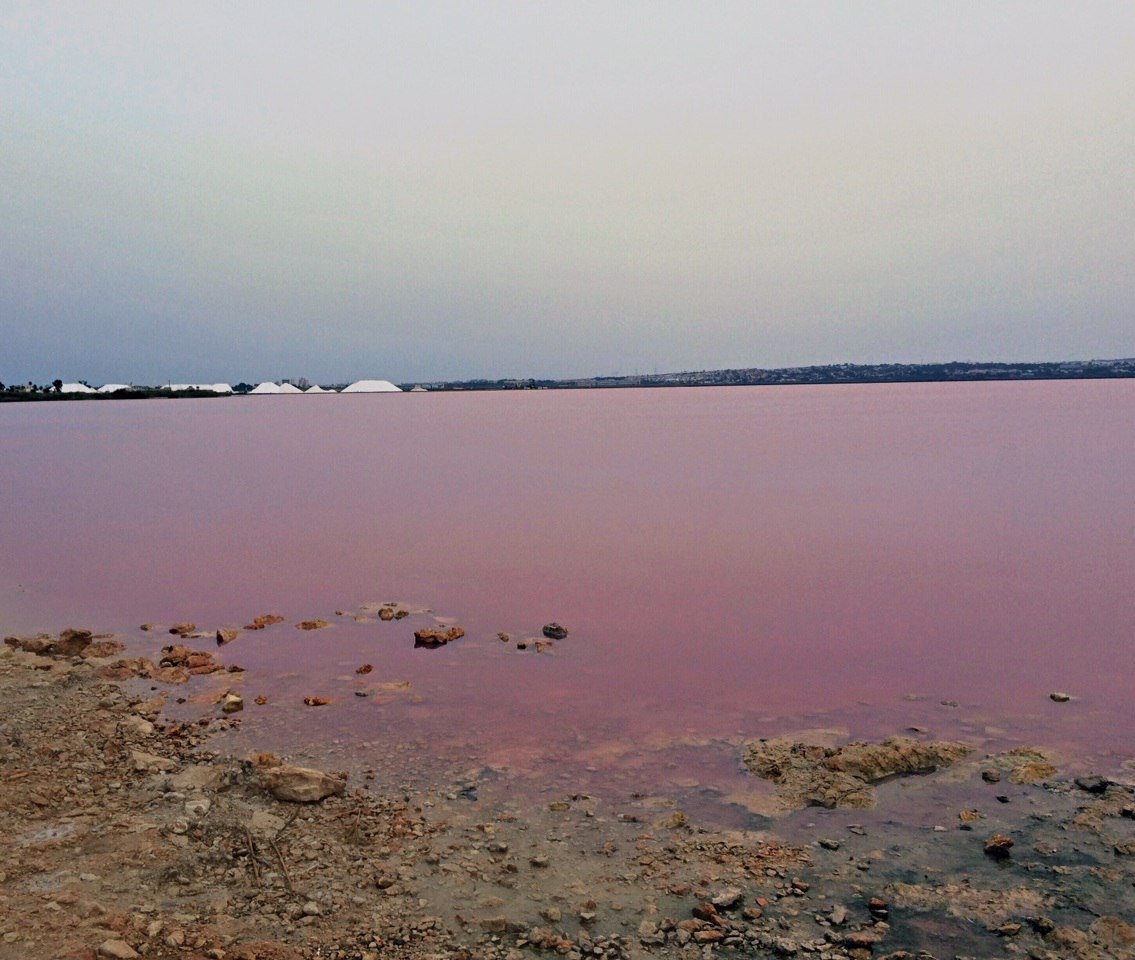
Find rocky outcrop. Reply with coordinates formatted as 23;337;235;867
5;628;94;657
4;628;125;660
743;735;972;809
822;737;971;781
542;623;568;640
262;764;346;803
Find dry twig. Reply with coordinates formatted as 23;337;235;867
243;828;261;886
269;836;293;893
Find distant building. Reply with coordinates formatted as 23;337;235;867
165;383;233;393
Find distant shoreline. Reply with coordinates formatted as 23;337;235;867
3;357;1133;401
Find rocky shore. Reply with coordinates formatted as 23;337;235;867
2;632;1134;960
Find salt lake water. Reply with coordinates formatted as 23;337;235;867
2;381;1133;798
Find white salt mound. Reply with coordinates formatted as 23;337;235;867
342;379;402;393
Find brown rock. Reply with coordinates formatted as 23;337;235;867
168;622;196;637
694;929;724;943
97;940;139;959
356;663;373;674
845;931;878;948
150;665;189;684
216;628;239;645
983;834;1014;859
1009;761;1057;784
84;639;125;658
542;622;569;639
244;614;285;630
302;696;330;706
692;902;719;922
263;764;347;802
296;619;330;631
867;897;889;920
6;634;53;655
158;644;194;666
55;628;94;656
227;943;303;960
378;607;396;621
131;750;176;773
413;626;465;648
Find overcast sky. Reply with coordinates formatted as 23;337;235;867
2;2;1132;385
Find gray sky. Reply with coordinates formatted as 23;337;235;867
2;1;1132;385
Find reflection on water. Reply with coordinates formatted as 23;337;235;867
2;381;1133;797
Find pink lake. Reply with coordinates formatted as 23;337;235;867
2;381;1133;795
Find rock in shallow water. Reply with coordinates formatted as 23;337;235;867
742;736;971;809
413;626;465;648
983;833;1014;859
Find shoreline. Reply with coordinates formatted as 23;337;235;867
3;359;1135;402
2;631;1134;960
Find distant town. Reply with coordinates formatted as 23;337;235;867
2;358;1133;401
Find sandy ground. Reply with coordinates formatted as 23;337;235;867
2;635;1135;960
